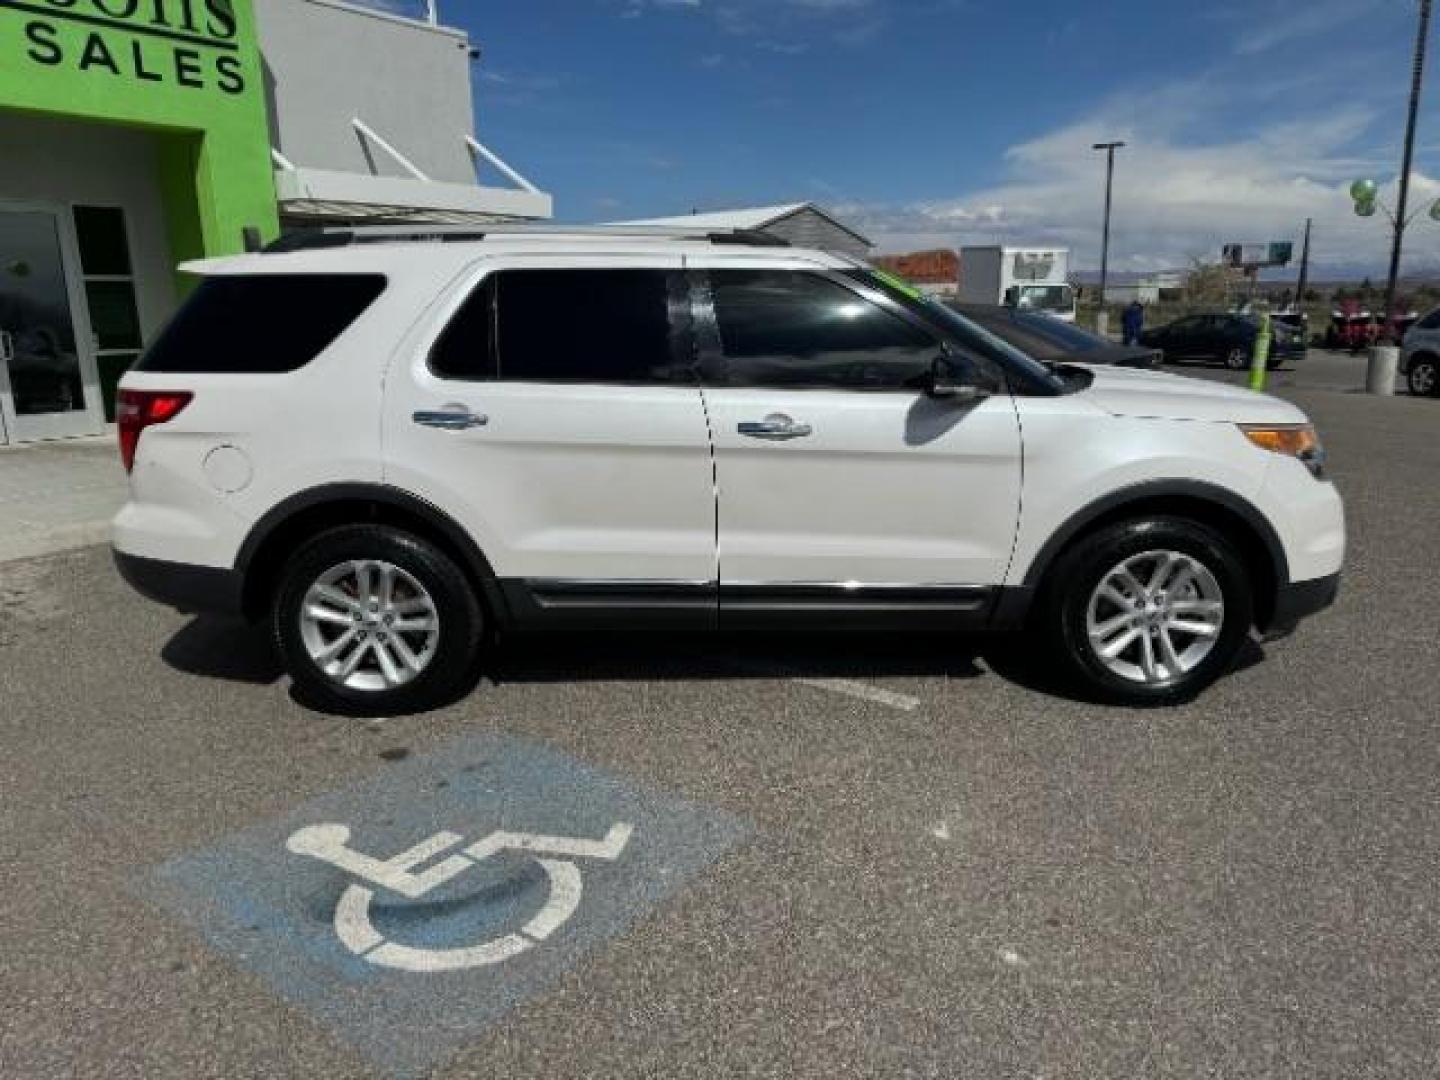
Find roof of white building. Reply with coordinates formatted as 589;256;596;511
611;202;871;245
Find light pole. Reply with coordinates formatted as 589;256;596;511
1093;141;1125;333
1351;0;1433;342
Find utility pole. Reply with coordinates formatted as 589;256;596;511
1294;217;1313;312
1093;141;1125;334
1383;0;1432;341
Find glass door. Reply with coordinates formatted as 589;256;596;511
0;204;104;443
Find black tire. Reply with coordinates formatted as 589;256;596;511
1038;516;1254;706
273;524;484;716
1223;345;1250;370
1408;354;1440;397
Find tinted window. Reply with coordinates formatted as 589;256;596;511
73;206;132;276
1419;308;1440;330
710;270;937;389
430;277;496;380
137;275;386;374
493;269;685;383
85;281;143;351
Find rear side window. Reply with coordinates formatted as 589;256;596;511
430;269;688;384
1420;309;1440;330
430;277;496;380
136;274;386;374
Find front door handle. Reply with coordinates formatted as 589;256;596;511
413;405;488;431
0;330;13;364
737;413;813;441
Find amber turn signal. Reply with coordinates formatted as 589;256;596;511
1239;424;1325;478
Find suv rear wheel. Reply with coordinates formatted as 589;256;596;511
1041;517;1253;705
1408;354;1439;397
273;525;484;715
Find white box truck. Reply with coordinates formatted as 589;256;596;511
958;246;1076;322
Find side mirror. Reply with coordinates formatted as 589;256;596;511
925;354;991;403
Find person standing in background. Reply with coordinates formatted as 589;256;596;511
1122;299;1145;345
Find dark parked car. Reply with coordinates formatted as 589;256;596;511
1141;312;1306;370
949;304;1162;369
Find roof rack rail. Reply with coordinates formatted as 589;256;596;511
707;229;790;247
262;223;792;254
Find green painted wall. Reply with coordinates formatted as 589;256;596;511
0;0;279;269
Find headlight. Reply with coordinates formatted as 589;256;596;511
1240;423;1326;479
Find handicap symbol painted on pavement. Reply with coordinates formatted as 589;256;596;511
137;733;749;1078
286;821;633;972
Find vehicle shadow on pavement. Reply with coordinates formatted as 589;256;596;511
158;617;1268;714
162;616;285;685
488;630;1266;709
487;630;989;686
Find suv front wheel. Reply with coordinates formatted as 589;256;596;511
1042;517;1254;705
273;525;484;715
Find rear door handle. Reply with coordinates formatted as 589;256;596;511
413;406;488;431
738;413;813;441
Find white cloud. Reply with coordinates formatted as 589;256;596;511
841;75;1440;276
1227;0;1389;55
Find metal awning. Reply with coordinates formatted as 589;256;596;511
272;121;553;224
277;199;527;226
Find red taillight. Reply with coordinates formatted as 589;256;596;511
117;389;193;473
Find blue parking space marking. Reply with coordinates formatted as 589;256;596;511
138;733;750;1078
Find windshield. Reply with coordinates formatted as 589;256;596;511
1015;284;1074;314
846;267;1065;391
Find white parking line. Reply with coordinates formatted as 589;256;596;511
794;677;921;713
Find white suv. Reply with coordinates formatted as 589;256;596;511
112;226;1344;713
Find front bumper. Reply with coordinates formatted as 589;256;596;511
1264;572;1340;639
113;549;246;617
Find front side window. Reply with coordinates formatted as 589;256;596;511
708;269;938;389
1418;308;1440;330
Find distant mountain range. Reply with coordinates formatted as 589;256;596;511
1071;266;1440;286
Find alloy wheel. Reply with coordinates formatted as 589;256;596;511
298;560;441;691
1411;360;1438;396
1085;550;1226;686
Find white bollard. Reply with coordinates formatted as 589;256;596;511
1095;310;1110;339
1366;346;1399;396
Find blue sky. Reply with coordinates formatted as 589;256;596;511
382;0;1438;274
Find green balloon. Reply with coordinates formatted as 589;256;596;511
1350;178;1378;202
1355;200;1377;218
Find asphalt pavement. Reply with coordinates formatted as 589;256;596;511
1;352;1437;1079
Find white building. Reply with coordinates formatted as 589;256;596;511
1103;273;1185;306
613;203;873;259
0;0;550;446
258;0;552;227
